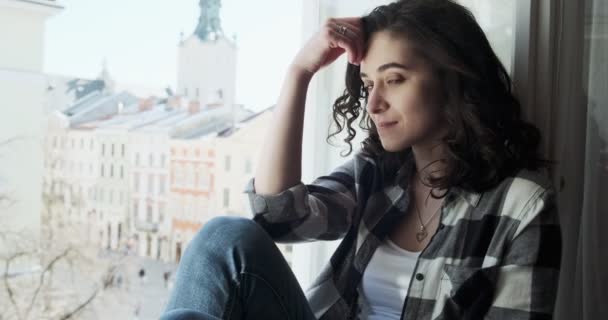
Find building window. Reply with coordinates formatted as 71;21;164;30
146;235;152;257
120;166;124;179
176;166;184;187
135;153;140;165
148;174;154;194
200;171;209;189
188;165;195;187
110;164;114;177
133;201;139;217
159;175;166;194
117;223;122;243
121;144;125;157
195;87;200;97
111;144;115;156
157;238;162;259
161;154;166;167
134;173;140;191
146;205;153;222
225;155;231;171
100;164;104;177
184;87;188;96
223;188;230;208
101;144;105;156
149;154;154;167
159;203;165;223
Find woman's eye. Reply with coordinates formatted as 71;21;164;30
360;85;373;97
387;78;404;85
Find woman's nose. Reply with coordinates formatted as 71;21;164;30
365;87;387;115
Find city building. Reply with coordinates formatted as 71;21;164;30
211;107;294;266
129;102;240;261
167;120;232;263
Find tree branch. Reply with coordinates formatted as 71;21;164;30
57;260;118;320
25;248;72;318
2;251;31;320
57;286;99;320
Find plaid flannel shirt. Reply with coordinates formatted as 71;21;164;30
244;149;561;320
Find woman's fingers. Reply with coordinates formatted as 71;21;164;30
290;16;364;74
335;18;365;62
326;19;364;65
326;28;356;64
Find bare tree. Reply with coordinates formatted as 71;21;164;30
0;136;129;320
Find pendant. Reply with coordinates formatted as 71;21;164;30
416;226;428;242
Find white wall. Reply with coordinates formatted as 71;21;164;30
0;0;62;277
0;69;46;235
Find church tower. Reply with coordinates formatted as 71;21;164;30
177;0;236;111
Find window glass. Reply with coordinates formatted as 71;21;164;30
456;0;515;73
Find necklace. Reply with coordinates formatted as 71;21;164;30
414;198;442;242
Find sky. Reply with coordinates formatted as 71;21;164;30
44;0;304;111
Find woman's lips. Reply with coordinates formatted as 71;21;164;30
378;121;398;129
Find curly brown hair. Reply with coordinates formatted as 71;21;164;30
327;0;551;194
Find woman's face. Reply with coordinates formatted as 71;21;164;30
360;31;446;152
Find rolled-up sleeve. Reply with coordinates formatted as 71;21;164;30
243;157;359;243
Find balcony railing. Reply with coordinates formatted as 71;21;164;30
134;220;158;232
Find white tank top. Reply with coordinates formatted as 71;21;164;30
358;237;421;320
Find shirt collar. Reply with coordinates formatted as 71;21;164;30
393;149;482;208
450;187;482;207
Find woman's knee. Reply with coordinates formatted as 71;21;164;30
188;216;272;254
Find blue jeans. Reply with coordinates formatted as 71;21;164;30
160;216;317;320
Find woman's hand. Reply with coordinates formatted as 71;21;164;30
291;17;364;76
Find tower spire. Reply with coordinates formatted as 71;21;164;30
194;0;223;41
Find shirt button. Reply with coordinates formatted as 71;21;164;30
415;273;424;281
252;195;268;212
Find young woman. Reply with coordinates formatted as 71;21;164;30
161;0;561;319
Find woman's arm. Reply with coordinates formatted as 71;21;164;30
248;18;365;242
253;66;312;195
254;17;364;195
